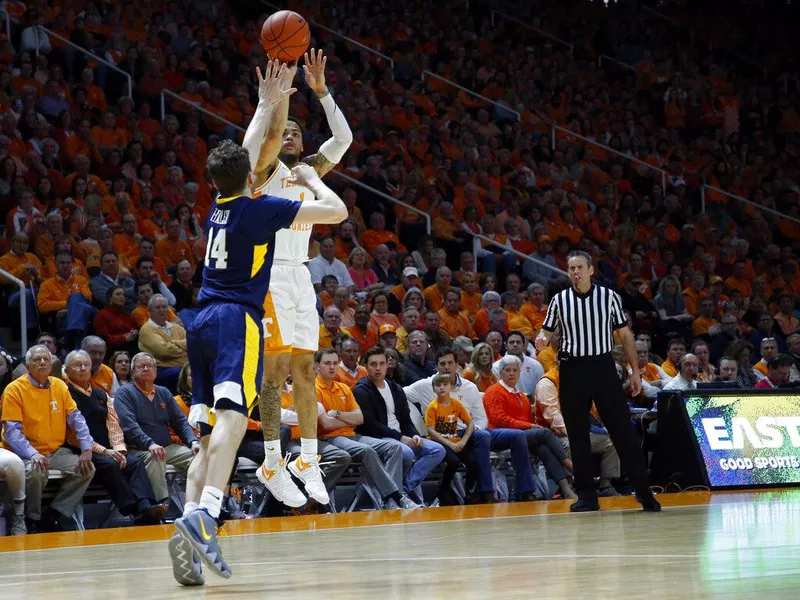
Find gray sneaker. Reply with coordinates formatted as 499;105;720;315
10;513;26;535
399;494;422;510
174;509;232;579
168;533;205;586
382;498;400;510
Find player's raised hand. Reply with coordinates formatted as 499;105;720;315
256;60;297;106
302;48;328;96
288;163;321;187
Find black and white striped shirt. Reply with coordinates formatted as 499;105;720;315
541;284;627;357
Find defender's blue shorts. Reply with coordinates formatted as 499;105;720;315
186;303;263;428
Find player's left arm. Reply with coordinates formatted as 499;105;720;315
242;60;297;173
301;49;352;177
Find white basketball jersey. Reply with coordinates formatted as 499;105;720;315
254;160;313;264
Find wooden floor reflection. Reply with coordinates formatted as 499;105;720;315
1;490;799;599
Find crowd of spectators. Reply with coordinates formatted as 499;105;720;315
1;0;800;534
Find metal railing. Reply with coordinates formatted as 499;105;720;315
159;91;429;233
421;71;520;121
0;268;27;353
257;1;393;68
598;54;636;72
471;233;568;277
700;184;800;225
551;124;667;190
36;26;133;99
490;10;573;57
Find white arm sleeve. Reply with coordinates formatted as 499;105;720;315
317;93;353;164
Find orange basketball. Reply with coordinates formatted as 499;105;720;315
261;10;311;63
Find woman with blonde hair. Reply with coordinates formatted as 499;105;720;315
654;274;692;338
462;342;498;392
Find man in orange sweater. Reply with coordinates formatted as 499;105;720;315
438;289;476;340
0;232;43;332
155;219;194;268
37;252;97;347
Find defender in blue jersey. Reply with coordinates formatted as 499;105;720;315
168;61;347;586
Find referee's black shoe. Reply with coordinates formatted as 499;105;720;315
569;497;600;512
636;493;662;512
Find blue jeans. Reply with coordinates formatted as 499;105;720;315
383;437;445;494
9;288;37;329
489;428;535;494
467;429;494;492
58;294;97;346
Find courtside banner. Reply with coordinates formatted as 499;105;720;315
683;391;800;488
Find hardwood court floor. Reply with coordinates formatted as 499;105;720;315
1;490;799;599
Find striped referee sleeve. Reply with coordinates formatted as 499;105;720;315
541;295;560;332
609;289;628;330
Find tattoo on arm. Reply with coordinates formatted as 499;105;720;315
302;153;335;177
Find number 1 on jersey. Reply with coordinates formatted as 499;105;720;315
204;228;228;269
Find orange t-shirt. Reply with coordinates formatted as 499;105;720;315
316;377;360;438
425;398;472;442
89;364;117;395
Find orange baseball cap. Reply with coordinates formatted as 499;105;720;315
379;324;397;336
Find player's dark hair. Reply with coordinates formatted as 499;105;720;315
207;140;251;197
286;117;303;135
314;348;338;364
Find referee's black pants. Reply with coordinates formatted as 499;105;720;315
559;353;650;500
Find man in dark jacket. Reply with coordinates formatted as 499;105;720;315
353;347;445;502
403;331;436;385
64;349;165;524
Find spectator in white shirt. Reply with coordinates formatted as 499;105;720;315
492;331;544;397
307;237;355;294
20;9;51;54
663;354;699;391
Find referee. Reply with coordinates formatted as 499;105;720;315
535;251;660;512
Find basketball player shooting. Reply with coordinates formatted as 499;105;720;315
168;61;347;585
252;49;353;508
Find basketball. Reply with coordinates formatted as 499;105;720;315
261;10;311;62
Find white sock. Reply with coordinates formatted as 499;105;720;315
199;486;224;519
300;438;318;463
12;498;24;516
264;440;281;468
183;501;198;516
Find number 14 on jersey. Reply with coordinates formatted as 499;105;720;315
205;228;228;269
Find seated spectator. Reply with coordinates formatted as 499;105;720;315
484;355;576;499
423;266;453;312
369;291;401;330
635;340;669;400
775;294;800;337
459;271;482;318
463;342;498;392
131;280;180;328
425;372;494;505
403;330;437;385
318;275;340;309
155;219;194;268
332;286;356;328
35;213;85;263
710;314;742;365
63;350;165;525
169;259;200;325
81;336;120;396
692;340;715;382
93;286;139;354
0;232;42;331
396;307;419;353
716;356;740;384
451;337;473;373
661;338;686;378
474;291;502;338
346;304;378;352
131;237;172;286
501;292;536;339
663;354;699;391
691;296;721;339
486;330;506;362
388;267;422;314
788;334;800;383
41;237;90;280
36;251;96;348
362;212;407;256
492;331;544;398
114;352;198;503
378;325;398;351
334;219;359;262
138;294;187;391
726;339;759;389
319;306;347;350
335;338;368;388
520;283;549;334
110;351;132;386
423;310;452;361
307;237;355;294
438;289;476;340
315;349;412;509
135;256;177;306
353;347;443;503
754;354;793;389
654;275;694;337
371;243;401;287
89;251;136;312
534;366;620;497
752;338;779;380
348;246;382;294
0;345;94;532
85;227;133;278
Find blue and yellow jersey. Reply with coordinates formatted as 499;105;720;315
198;193;301;314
